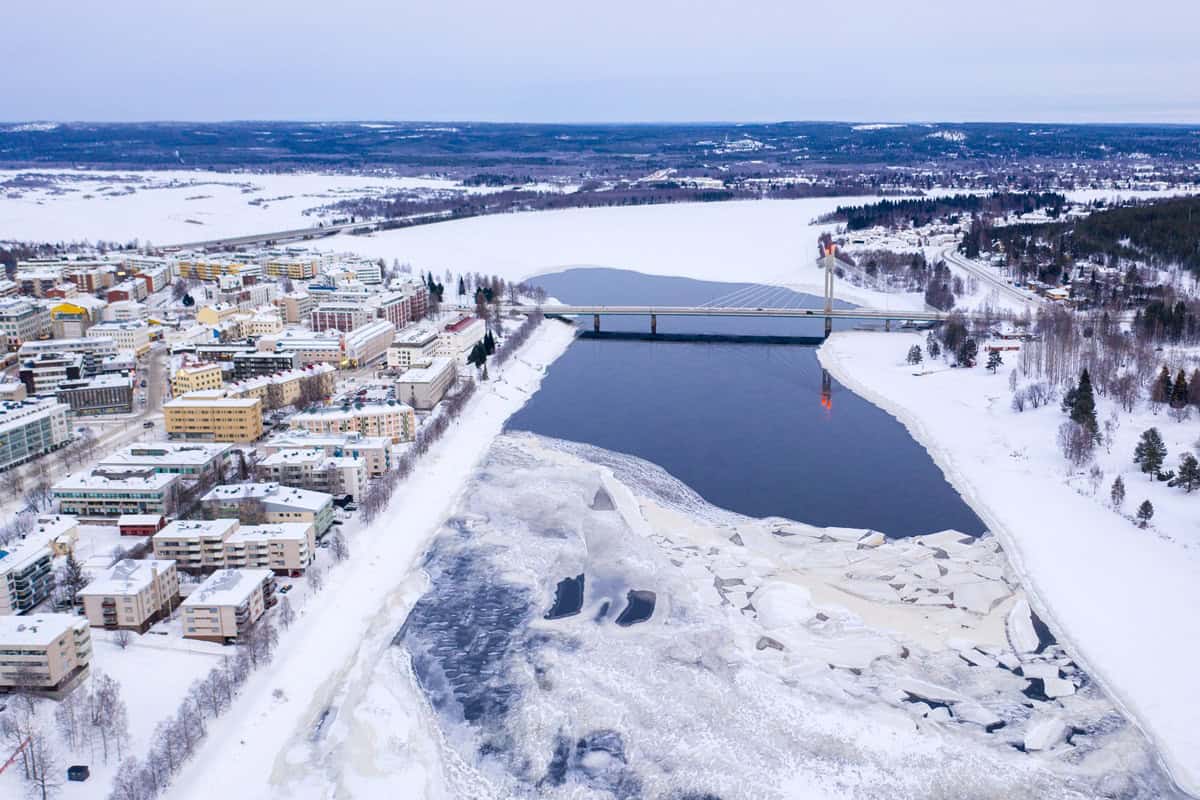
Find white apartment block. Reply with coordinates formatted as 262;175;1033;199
437;316;487;359
152;518;241;571
0;614;92;696
256;448;367;500
87;321;151;356
289;401;415;444
395;357;456;410
259;430;391;476
0;398;71;472
182;568;276;643
78;559;180;632
387;325;439;369
153;518;314;575
342;319;396;367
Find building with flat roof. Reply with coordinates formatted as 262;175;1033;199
395;357;456;410
438;316;486;358
117;514;166;537
0;299;51;345
172;363;224;396
225;363;335;409
259;430;391;476
54;375;134;416
153;518;240;571
342;319;395;367
0;614;91;696
78;559;180;632
311;301;371;333
164;391;263;442
0;398;71;472
289;400;414;443
153;518;314;575
19;352;84;396
182;568;275;642
87;321;151;356
52;469;181;518
201;482;335;536
258;331;343;367
387;325;439;369
18;336;117;372
98;441;231;481
0;530;55;615
256;448;367;500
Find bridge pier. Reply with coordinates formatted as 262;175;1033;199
885;318;891;332
824;316;832;339
650;313;657;335
593;314;600;333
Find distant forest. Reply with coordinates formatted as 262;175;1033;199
822;192;1067;231
1068;196;1200;275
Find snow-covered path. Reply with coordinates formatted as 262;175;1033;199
818;330;1200;796
165;319;577;800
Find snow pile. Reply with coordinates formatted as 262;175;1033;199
819;330;1200;796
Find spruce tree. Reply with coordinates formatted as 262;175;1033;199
1173;454;1200;493
906;345;923;365
1191;369;1200;409
1133;427;1167;479
1170;370;1189;409
1136;500;1154;528
1109;475;1125;509
1070;368;1098;437
986;350;1003;373
1151;366;1172;405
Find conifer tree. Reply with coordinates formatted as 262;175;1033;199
986;349;1003;373
906;345;923;365
1150;366;1172;405
1133;427;1167;479
1170;369;1189;409
1070;368;1098;437
1109;475;1125;509
1136;500;1154;528
1173;453;1200;493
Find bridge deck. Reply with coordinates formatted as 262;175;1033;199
506;304;950;322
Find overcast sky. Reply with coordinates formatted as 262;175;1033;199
5;0;1199;123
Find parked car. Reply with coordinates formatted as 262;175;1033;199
68;765;90;782
143;421;155;429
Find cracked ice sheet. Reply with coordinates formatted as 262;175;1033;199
333;432;1175;800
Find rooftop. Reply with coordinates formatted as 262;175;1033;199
79;558;175;598
202;482;332;513
226;522;312;544
183;568;272;607
0;614;88;647
154;517;240;541
397;357;454;383
53;470;180;492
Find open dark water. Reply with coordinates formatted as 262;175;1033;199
507;268;984;537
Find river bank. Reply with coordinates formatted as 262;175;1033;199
165;318;577;800
818;329;1200;796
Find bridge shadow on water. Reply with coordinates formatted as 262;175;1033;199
577;330;827;346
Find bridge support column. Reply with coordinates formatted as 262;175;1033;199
650;314;657;335
593;314;601;333
824;316;832;339
885;318;891;332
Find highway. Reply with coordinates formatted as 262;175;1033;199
941;247;1042;311
160;210;452;252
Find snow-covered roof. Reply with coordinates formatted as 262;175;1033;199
100;442;231;470
80;558;175;598
183;568;272;608
154;518;239;542
397;357;453;384
226;522;312;545
0;614;88;647
202;482;332;513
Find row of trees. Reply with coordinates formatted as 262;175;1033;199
107;618;281;800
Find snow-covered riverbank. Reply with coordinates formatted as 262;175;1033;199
818;330;1200;796
163;318;577;800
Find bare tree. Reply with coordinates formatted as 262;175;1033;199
22;733;60;800
308;563;325;593
277;596;295;630
114;629;133;650
329;530;349;562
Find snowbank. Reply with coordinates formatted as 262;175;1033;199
818;330;1200;796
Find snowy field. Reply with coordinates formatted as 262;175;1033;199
320;198;930;311
819;331;1200;796
306;432;1172;799
0;168;477;243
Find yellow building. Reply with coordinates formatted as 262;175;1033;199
175;258;255;281
164;390;263;442
264;257;319;280
196;303;239;326
171;363;224;396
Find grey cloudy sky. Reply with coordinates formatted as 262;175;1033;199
5;0;1199;123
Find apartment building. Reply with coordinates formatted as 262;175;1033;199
174;257;259;282
164;391;263;442
52;469;181;518
258;331;342;367
225;363;335;408
98;441;231;481
55;375;134;415
50;298;107;338
437;316;487;358
259;430;391;476
0;299;52;345
0;531;55;615
87;321;151;356
0;398;71;472
263;256;318;280
387;326;439;369
232;350;298;380
395;357;456;410
0;614;92;696
201;483;335;536
154;518;314;575
342;319;396;367
256;448;367;499
172;362;224;396
182;568;275;643
274;291;314;324
289;400;415;443
78;559;180;632
153;518;241;571
311;301;371;333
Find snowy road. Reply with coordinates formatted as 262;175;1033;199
941;247;1042;312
